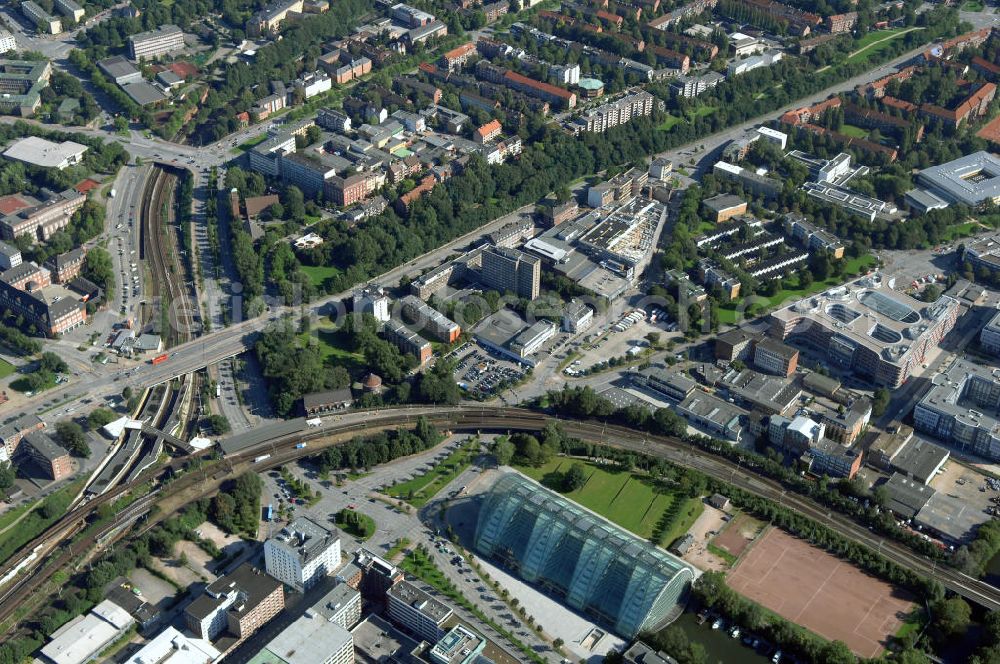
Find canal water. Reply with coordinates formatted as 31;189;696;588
672;612;772;664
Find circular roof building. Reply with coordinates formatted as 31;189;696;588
577;77;605;98
473;473;695;638
363;373;383;392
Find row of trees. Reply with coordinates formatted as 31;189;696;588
312;417;441;473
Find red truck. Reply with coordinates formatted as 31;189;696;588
150;353;169;365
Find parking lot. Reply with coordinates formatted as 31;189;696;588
450;345;526;399
929;460;998;517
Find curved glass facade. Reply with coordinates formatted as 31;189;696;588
473;474;695;638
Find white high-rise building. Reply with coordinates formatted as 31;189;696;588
353;284;390;322
264;517;342;590
0;31;16;54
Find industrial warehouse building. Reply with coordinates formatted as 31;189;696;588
473;473;695;639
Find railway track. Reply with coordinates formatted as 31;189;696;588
142;166;195;347
1;406;999;635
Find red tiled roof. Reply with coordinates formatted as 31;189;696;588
443;42;475;61
476;119;502;138
504;70;575;100
74;178;100;194
168;62;199;78
0;194;31;215
977;114;1000;144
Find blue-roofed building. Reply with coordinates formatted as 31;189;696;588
473;473;696;639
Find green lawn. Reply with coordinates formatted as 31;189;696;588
689;105;717;119
387;440;480;507
940;221;982;242
657;115;683;131
846;28;916;64
0;358;14;379
962;0;985;10
300;264;341;287
717;255;877;325
517;460;703;545
764;255;877;309
839;124;869;139
237;134;268;152
335;508;376;540
0;480;85;568
298;328;364;371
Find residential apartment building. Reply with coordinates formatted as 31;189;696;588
279;152;336;198
0;31;16;54
648;45;690;73
0;413;44;463
313;582;362;629
0;240;20;271
383;320;433;363
825;11;857;33
441;42;476;71
43;246;85;283
184;564;284;646
327;171;383;207
715;328;758;362
22;1;61;35
293;70;332;99
264;517;342;590
399;295;461;343
53;0;84;22
128;24;185;60
783;214;845;258
353;284;390;322
982;310;1000;355
563;299;593;332
670;71;724;97
247;0;304;35
0;276;86;335
712;161;782;199
480;245;540;300
19;430;72;480
569;88;657;133
386;580;453;643
503;70;577;109
914;359;1000;461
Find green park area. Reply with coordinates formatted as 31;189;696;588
846;28;917;64
838;124;869;139
517;459;703;546
387;439;480;507
300;264;341;288
237;134;269;152
0;358;14;380
299;324;364;372
717;254;877;325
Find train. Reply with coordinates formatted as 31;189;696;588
150;353;169;365
295;442;308;449
253;454;271;463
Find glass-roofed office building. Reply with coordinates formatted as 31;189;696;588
473;473;696;639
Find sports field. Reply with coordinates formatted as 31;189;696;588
727;528;914;657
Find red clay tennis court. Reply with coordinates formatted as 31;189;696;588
726;528;914;658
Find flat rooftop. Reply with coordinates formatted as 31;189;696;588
3;136;86;169
771;273;959;366
918;151;1000;206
